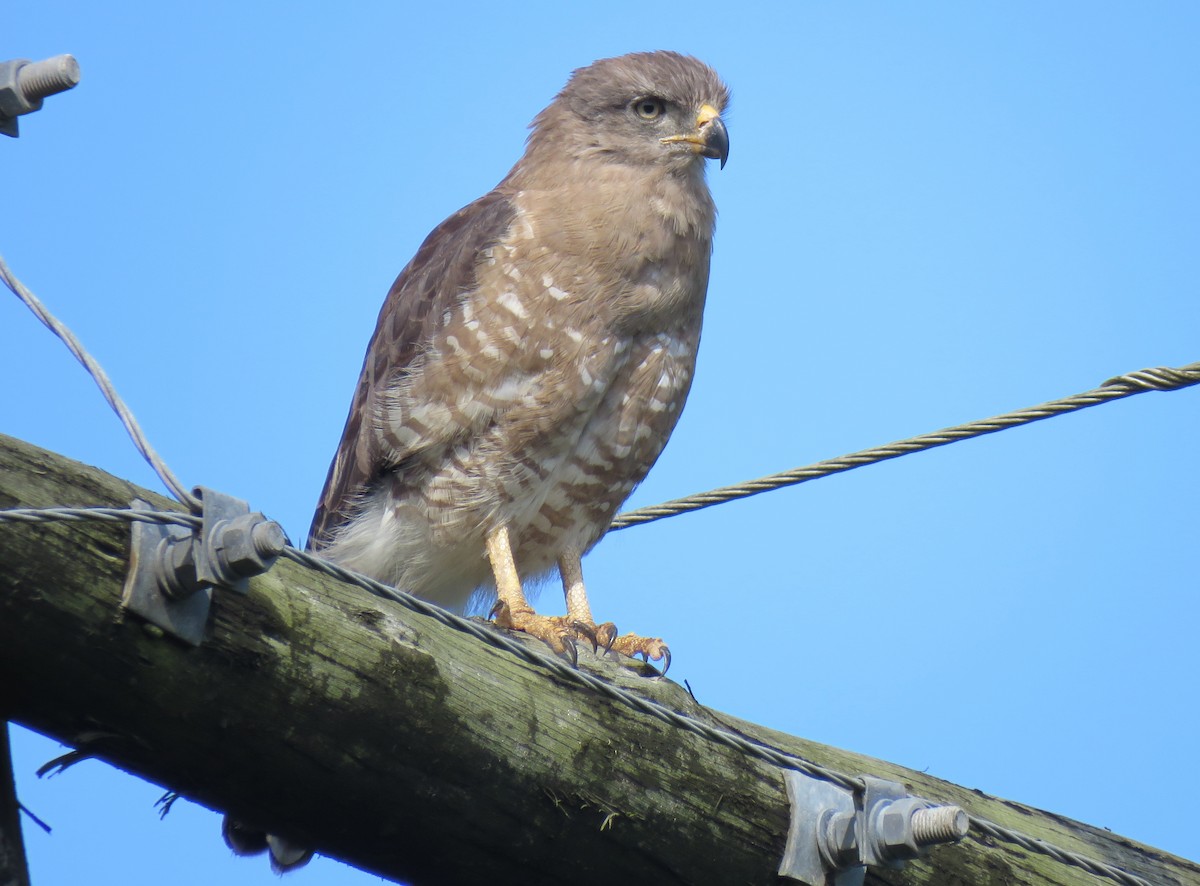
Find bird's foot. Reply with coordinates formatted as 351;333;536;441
489;601;668;675
489;601;616;665
610;633;671;676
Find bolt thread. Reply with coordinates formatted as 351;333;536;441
911;806;969;845
252;520;287;558
18;55;80;101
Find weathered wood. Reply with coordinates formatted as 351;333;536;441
0;432;1194;885
0;724;30;886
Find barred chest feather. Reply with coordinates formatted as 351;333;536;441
325;176;713;611
373;237;695;596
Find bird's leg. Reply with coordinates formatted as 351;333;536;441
559;548;618;653
559;547;670;675
485;524;531;615
485;525;578;662
485;527;669;673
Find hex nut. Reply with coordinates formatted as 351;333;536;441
214;515;270;578
873;798;926;861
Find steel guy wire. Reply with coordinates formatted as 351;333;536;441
967;816;1151;886
0;502;1158;886
611;360;1200;531
0;256;200;512
0;506;200;529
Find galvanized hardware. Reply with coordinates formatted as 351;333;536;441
0;55;81;137
190;487;287;592
121;489;286;645
780;769;864;885
122;499;210;644
779;771;969;885
859;775;907;868
871;797;969;864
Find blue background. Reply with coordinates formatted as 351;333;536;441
4;3;1198;883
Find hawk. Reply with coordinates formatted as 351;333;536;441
311;50;729;671
226;49;728;874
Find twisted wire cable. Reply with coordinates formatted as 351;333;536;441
967;815;1151;886
0;506;199;529
611;360;1200;530
0;503;1159;885
0;256;201;511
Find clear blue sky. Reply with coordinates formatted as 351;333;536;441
4;3;1198;883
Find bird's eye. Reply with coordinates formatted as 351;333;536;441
633;97;666;120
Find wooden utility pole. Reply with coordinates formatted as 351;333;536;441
1;724;30;886
0;432;1194;885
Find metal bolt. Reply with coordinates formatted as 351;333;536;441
251;519;287;559
212;514;286;581
17;55;81;104
911;805;969;845
817;810;859;869
1;54;81;137
872;798;969;862
156;536;201;600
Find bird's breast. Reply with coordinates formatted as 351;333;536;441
369;186;710;571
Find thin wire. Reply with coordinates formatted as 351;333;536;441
0;256;200;511
0;503;1159;885
967;816;1151;886
610;360;1200;530
0;506;199;529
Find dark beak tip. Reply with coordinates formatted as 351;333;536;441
708;117;730;170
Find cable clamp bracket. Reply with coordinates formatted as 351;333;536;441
120;487;287;645
778;771;969;884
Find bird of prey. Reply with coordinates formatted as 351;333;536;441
310;50;729;671
226;49;728;875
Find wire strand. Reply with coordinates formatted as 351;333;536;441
0;506;199;529
0;256;200;511
610;360;1200;530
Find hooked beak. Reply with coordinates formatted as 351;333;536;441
695;103;729;169
660;103;730;169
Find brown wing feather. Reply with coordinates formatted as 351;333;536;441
307;189;516;550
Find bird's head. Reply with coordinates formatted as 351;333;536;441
520;51;730;177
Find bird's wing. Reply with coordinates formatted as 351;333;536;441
307;189;516;550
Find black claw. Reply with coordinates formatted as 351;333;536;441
658;647;671;677
488;600;507;622
560;636;579;667
597;623;618;655
571;621;599;653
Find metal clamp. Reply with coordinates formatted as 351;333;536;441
779;771;968;884
0;55;81;137
121;488;287;645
